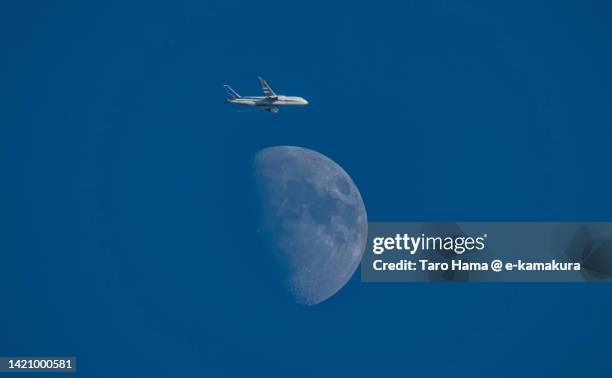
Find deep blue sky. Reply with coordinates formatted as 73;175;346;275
2;1;612;377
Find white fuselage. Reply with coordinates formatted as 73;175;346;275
227;95;309;107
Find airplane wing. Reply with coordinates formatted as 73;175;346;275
258;76;277;98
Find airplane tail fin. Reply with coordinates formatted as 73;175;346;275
223;85;241;100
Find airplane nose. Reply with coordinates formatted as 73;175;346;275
303;99;309;105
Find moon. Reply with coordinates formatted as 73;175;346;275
252;146;368;305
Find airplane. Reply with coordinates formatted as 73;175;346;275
223;76;308;113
